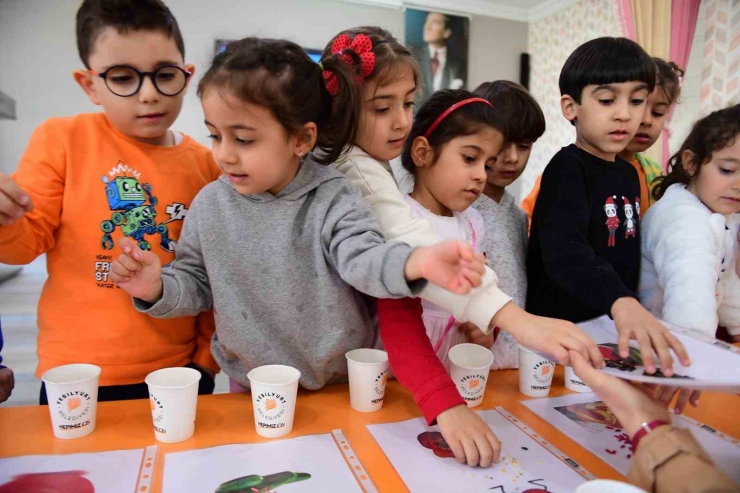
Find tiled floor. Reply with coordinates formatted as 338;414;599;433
0;256;228;407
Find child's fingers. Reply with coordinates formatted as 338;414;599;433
568;328;604;368
0;177;33;212
546;343;569;365
460;436;480;467
665;331;690;366
0;212;15;226
119;237;161;267
0;192;27;220
634;332;657;374
118;236;139;254
116;252;143;273
447;437;467;466
456;241;474;261
486;430;503;463
648;329;674;377
110;259;137;279
109;271;129;284
473;433;494;468
462;266;483;287
617;329;632;359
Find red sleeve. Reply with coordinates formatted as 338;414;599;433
378;297;465;425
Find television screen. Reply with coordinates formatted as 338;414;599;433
305;49;322;64
215;40;322;64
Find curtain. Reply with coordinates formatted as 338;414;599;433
630;0;671;165
617;0;636;40
661;0;700;167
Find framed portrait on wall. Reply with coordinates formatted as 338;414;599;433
405;8;469;103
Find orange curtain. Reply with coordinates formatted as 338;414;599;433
631;0;671;164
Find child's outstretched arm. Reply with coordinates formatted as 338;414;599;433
0;121;64;265
324;184;484;299
403;240;486;295
378;298;501;467
338;154;603;367
110;202;213;318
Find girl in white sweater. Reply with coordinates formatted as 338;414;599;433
639;104;740;341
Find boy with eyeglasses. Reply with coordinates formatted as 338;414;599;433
0;0;221;404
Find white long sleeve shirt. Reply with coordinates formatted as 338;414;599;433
334;146;512;332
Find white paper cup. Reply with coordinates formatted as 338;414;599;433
575;479;648;492
247;365;301;438
346;349;389;413
145;367;201;443
448;344;494;407
41;364;101;439
565;365;592;393
518;345;555;397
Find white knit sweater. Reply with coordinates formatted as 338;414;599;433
639;184;740;337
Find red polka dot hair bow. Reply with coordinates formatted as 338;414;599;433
321;33;376;96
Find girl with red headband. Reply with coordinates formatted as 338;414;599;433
397;89;504;371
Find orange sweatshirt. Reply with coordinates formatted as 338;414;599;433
0;113;222;385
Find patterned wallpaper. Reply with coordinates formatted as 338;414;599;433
520;0;623;200
700;0;740;113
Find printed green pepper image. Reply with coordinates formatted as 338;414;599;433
215;471;311;492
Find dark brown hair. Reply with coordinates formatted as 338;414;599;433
560;37;656;104
474;80;545;144
198;37;359;165
652;104;740;201
653;57;684;105
320;27;422;146
76;0;185;69
400;89;507;177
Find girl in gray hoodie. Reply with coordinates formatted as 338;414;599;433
108;37;486;391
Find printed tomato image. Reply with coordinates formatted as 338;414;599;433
417;431;455;458
0;471;94;493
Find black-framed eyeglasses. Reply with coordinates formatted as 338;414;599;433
89;65;191;97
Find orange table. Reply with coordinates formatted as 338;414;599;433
1;368;738;492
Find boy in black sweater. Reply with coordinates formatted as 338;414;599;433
527;37;689;375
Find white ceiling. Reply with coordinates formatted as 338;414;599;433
341;0;581;22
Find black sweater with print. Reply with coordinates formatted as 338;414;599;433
526;144;641;323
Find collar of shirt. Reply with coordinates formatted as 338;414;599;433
428;45;447;64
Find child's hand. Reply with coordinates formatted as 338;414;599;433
436;404;501;467
404;240;485;294
491;302;605;367
0;367;14;403
458;322;494;348
110;237;164;303
611;297;691;376
0;173;34;226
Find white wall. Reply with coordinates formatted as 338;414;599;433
0;0;528;175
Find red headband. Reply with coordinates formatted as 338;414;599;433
423;98;493;138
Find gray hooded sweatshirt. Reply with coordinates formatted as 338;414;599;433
137;157;424;389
